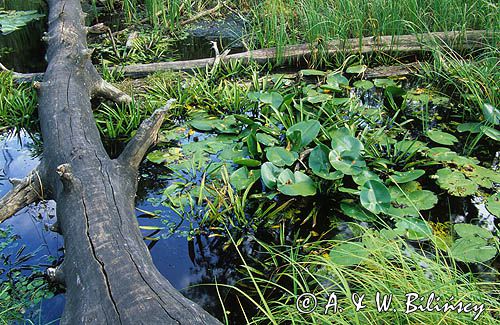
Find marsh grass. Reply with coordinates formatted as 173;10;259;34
247;0;498;49
0;72;38;130
221;225;500;324
421;45;499;154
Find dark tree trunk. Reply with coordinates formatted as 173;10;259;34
0;0;220;324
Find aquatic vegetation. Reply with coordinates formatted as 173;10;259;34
224;225;500;324
146;66;499;267
0;226;56;324
0;9;44;35
0;72;38;129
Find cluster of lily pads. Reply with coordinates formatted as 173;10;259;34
146;67;499;263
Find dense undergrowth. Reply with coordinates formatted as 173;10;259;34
0;0;499;324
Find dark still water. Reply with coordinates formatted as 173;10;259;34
0;130;241;324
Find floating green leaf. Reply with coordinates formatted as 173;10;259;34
230;167;261;191
450;237;497;263
426;130;458;146
346;64;367;74
373;78;397;88
260;162;283;189
329;242;369;266
233;158;261;167
360;180;391;214
454;224;492;239
300;69;326;76
435;168;478;197
340;201;377;222
329;152;366;175
308;144;343;180
256;133;278;146
353;80;374;90
266;147;298;167
391;170;425;183
260;92;284;110
395;218;432;240
286;120;321;150
277;170;316;196
486;193;500;217
330;127;364;159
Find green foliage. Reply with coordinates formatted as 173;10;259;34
0;227;56;324
224;225;500;324
0;72;38;130
450;224;497;263
0;10;44;35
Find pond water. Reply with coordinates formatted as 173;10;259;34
0;130;252;323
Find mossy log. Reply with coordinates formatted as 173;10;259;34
0;0;220;324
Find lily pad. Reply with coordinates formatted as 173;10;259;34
426;130;458;146
260;162;283;189
360;180;391;214
233;158;261;167
435;168;478;197
353;80;374;90
330;127;364;158
300;69;326;76
260;92;284;110
230;167;261;191
309;144;343;180
454;224;492;239
277;170;317;196
391;170;425;183
373;78;397;88
346;64;367;74
340;201;377;222
266;147;298;167
329;152;366;175
256;133;279;146
286;120;321;150
486;193;500;217
395;218;433;240
329;242;369;266
450;236;497;263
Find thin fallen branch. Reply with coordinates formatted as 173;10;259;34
0;168;45;222
119;99;175;169
120;30;492;77
4;30;491;82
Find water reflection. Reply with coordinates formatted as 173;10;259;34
0;130;247;323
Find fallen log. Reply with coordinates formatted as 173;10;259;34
3;30;492;82
120;29;492;77
0;0;220;324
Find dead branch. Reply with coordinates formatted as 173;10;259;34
0;168;45;222
118;99;174;169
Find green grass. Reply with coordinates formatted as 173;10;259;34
221;224;500;324
246;0;498;48
0;72;38;130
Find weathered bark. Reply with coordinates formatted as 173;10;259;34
4;30;492;81
0;0;220;324
121;30;493;77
